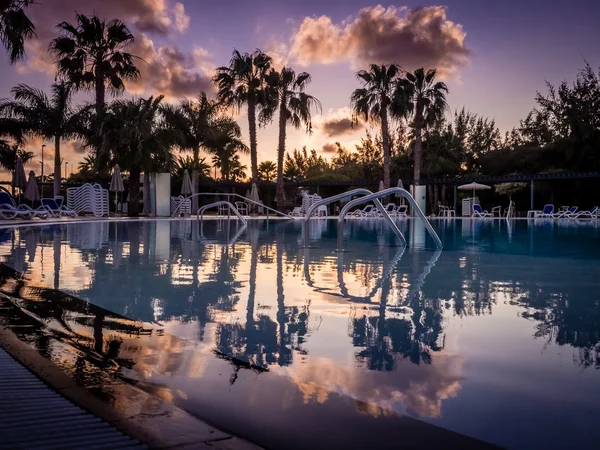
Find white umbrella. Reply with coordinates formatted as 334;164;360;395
25;171;40;201
181;170;193;196
395;179;405;203
109;164;125;213
250;183;260;214
12;157;27;198
378;180;385;192
458;182;491;201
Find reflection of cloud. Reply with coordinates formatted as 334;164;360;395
289;5;470;78
283;354;463;418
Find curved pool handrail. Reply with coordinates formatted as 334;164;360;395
302;188;406;247
197;201;247;225
303;188;376;220
339;188;442;249
179;192;290;219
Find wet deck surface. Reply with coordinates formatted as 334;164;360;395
0;347;147;450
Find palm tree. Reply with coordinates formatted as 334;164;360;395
77;154;97;176
0;83;85;196
258;160;277;182
212;147;248;182
161;92;227;208
213;49;274;182
394;68;449;186
0;141;33;172
271;67;321;206
100;96;174;216
50;13;139;122
350;64;401;188
0;0;35;63
206;118;248;182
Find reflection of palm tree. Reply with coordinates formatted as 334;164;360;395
351;248;444;369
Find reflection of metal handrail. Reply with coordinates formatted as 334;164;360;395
178;192;290;218
302;188;406;247
302;246;405;303
339;188;442;249
197;201;247;225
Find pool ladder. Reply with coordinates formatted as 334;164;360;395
303;187;442;249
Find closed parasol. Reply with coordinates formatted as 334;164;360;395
25;171;40;201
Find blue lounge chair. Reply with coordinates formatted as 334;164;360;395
555;206;577;218
472;204;493;217
397;205;408;217
383;203;398;217
42;198;77;217
569;206;598;219
0;192;47;220
537;204;554;218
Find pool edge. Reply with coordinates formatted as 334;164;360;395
0;323;264;450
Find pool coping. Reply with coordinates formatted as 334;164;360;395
0;317;262;450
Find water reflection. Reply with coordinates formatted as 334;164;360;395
0;219;599;449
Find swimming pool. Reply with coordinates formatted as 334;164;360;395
1;218;599;449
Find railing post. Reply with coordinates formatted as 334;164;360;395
530;179;534;211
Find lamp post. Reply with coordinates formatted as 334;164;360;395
64;161;68;182
41;144;46;197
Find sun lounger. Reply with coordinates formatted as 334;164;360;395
383;203;398;217
348;204;375;218
472;204;493;217
397;205;408;217
554;206;577;218
537;204;554;218
566;206;596;219
42;198;77;217
290;207;303;217
0;192;47;220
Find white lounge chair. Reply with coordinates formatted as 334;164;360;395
472;204;493;217
290;207;303;217
537;204;555;218
554;206;577;218
349;204;377;218
42;198;77;217
0;192;47;219
566;206;596;219
383;203;398;218
397;205;408;217
235;201;248;216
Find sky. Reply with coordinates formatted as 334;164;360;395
1;0;599;177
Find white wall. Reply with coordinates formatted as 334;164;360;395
154;173;171;217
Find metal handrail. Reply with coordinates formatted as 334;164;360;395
302;188;406;247
197;201;247;225
177;192;290;218
339;188;443;249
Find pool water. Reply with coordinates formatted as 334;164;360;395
1;218;599;449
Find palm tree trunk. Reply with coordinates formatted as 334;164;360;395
276;97;286;207
128;167;141;217
381;103;391;188
247;97;258;182
413;111;424;186
95;71;105;121
53;135;61;197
